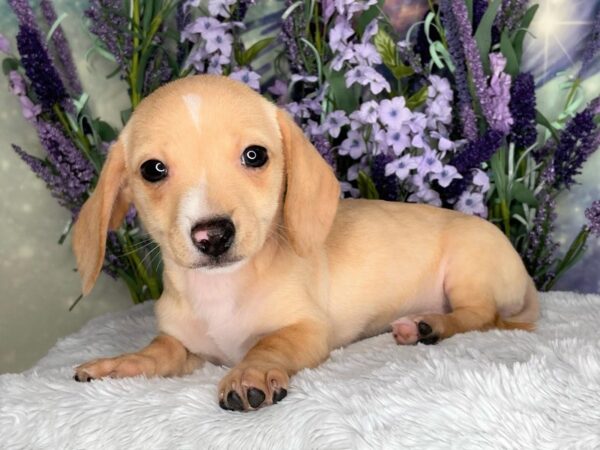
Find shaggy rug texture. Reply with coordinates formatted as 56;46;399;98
1;291;599;449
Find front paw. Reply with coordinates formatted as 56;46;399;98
218;365;289;412
73;354;156;381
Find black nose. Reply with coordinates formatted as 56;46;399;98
191;218;235;257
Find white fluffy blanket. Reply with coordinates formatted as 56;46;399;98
1;291;600;449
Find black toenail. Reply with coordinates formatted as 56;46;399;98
418;335;439;345
73;374;80;382
85;376;92;382
227;391;244;411
272;388;287;404
219;399;234;411
418;321;432;336
247;388;265;408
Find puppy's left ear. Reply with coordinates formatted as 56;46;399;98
277;109;340;256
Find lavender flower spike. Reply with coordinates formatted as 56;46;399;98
16;25;68;109
7;0;37;29
443;0;495;128
585;200;600;237
487;53;513;134
40;0;82;95
439;0;477;140
552;101;599;190
35;121;95;213
509;72;537;149
579;11;600;79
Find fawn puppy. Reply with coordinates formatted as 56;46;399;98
72;75;539;411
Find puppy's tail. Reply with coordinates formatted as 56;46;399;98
494;316;536;332
494;278;539;332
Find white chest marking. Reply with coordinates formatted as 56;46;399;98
182;93;202;131
186;271;258;365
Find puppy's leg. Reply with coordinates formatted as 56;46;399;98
392;285;497;345
74;334;202;381
218;321;329;411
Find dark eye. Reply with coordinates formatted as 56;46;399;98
241;146;268;168
140;159;168;182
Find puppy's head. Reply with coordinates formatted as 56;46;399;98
73;75;340;295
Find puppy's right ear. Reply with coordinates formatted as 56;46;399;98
72;140;130;295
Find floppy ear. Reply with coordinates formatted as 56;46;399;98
72;140;130;295
277;109;340;256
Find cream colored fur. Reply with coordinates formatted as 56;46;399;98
72;75;539;411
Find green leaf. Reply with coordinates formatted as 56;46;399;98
466;0;474;22
356;0;384;36
2;58;19;75
95;120;118;142
357;171;380;200
511;181;538;206
474;0;502;73
328;69;360;113
121;107;133;125
239;37;275;66
512;4;539;64
374;28;414;79
536;109;560;142
500;30;519;76
374;28;398;68
406;85;428;110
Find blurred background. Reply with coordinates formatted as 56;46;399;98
1;0;599;373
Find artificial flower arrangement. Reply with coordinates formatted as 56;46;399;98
1;0;599;306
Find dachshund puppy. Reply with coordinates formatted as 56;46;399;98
72;75;539;411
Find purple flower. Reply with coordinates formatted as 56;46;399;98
350;100;379;126
206;53;230;74
40;0;82;95
408;188;442;207
418;150;444;176
379;97;412;130
334;0;377;19
579;11;600;78
19;95;41;122
16;25;68;109
371;152;398;201
340;181;359;198
0;34;11;54
455;192;486;217
13;122;94;214
472;169;490;192
229;69;261;91
439;1;478;140
353;43;381;65
385;155;419;180
431;165;462;188
7;0;37;28
385;128;411;155
498;0;529;33
339;130;366;159
509;73;537;149
312;133;335;167
446;0;495;128
8;70;26;96
344;65;390;95
447;129;504;198
268;79;288;98
329;17;354;52
487;53;513;134
85;0;133;69
552;103;599;190
280;0;303;74
428;75;453;102
208;0;237;18
205;30;233;57
585;200;600;237
324;110;350;138
182;17;224;42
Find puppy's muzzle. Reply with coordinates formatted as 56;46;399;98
191;217;235;258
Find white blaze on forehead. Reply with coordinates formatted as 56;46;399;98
182;93;202;130
178;173;210;251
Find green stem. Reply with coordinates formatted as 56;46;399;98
130;0;141;109
500;199;511;237
428;0;448;49
563;78;581;112
544;227;589;290
53;104;100;173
